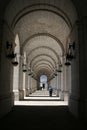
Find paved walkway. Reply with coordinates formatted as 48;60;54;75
1;89;87;129
14;88;68;106
0;106;87;129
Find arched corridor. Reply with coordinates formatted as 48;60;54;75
0;0;87;128
11;0;75;103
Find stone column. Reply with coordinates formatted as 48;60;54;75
77;17;87;119
30;76;33;93
68;18;87;119
25;71;29;97
54;76;56;93
56;65;59;97
29;76;32;94
0;21;14;117
58;71;61;98
60;69;64;101
56;74;59;96
13;63;19;101
19;56;24;100
59;58;65;101
64;65;71;101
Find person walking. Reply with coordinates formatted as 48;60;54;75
48;86;53;97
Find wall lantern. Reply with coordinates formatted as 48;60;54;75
66;42;75;61
56;64;62;72
22;64;27;72
28;69;32;75
54;73;57;76
65;57;71;66
6;41;16;59
65;42;75;66
65;60;71;66
57;69;62;73
31;74;34;78
11;54;18;66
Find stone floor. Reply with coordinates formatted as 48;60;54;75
0;106;87;129
0;89;87;129
14;88;68;106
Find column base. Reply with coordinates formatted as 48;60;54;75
60;91;64;101
29;88;32;94
56;89;59;97
64;91;69;101
13;90;19;101
0;92;14;118
19;90;24;100
69;95;80;118
26;89;30;97
69;94;87;120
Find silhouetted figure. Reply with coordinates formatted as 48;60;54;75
48;86;53;97
43;83;45;89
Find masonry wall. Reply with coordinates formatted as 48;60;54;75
0;21;14;118
68;22;80;117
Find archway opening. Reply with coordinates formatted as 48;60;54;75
4;0;77;106
40;75;48;90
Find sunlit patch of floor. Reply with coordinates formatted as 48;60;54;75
24;96;60;100
14;100;68;106
14;89;68;106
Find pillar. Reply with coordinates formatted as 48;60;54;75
29;76;32;94
19;56;24;100
25;71;30;96
60;68;64;101
56;65;59;97
58;72;62;99
64;64;71;101
78;17;87;119
58;62;64;101
0;21;14;118
68;18;87;119
13;64;19;101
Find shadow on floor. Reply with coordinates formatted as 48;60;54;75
0;105;87;129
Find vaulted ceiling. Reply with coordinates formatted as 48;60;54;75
1;0;80;81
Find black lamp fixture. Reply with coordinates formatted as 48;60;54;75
6;41;16;59
65;41;75;66
28;68;32;75
66;42;75;61
22;64;27;72
11;53;18;66
54;72;57;76
28;68;34;77
56;64;62;73
57;69;62;73
31;73;34;78
65;59;71;66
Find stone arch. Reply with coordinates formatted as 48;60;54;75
30;56;55;69
22;33;65;56
12;33;20;101
4;0;77;28
29;54;57;67
31;59;55;69
12;6;72;29
33;62;53;71
27;46;60;62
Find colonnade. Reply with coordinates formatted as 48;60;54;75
13;54;72;102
